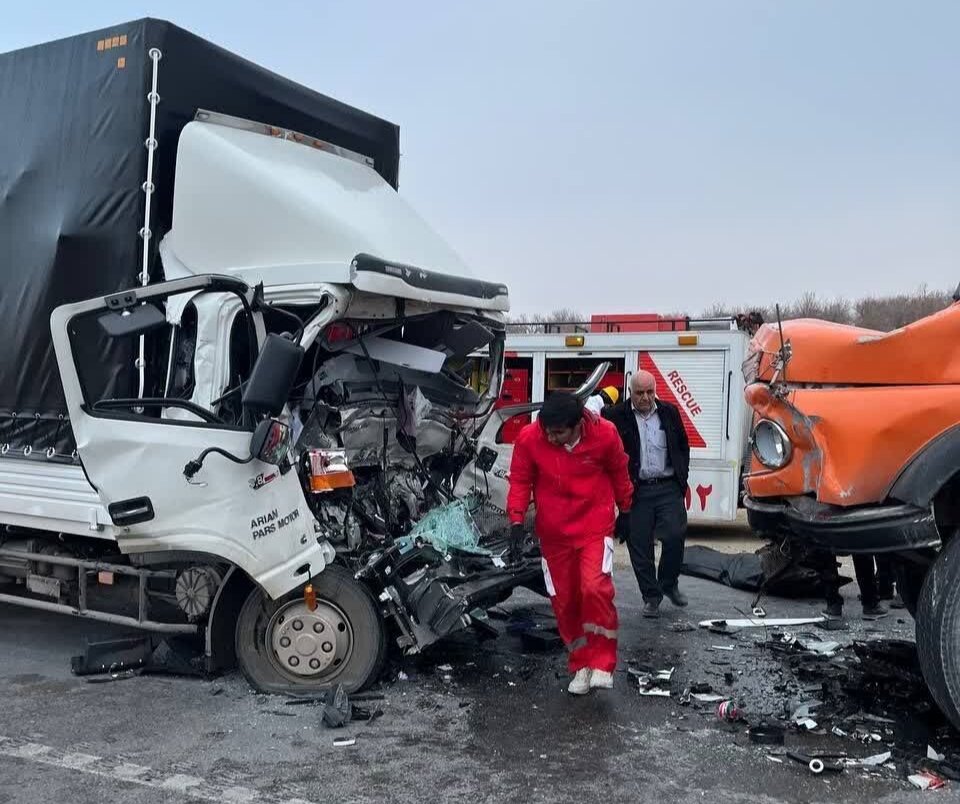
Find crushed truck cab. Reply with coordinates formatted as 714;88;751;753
741;293;960;731
0;19;534;696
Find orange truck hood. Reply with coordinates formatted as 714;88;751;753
749;303;960;386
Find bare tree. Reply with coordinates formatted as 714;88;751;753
508;307;587;333
701;285;951;332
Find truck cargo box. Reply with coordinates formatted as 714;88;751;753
0;18;400;462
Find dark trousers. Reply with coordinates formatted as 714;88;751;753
822;553;881;609
875;554;894;598
626;481;687;603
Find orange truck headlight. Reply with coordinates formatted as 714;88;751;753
751;419;792;469
308;449;356;493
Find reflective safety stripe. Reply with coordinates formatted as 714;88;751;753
567;636;588;653
541;558;556;597
583;622;618;640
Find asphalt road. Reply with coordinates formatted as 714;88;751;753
1;561;957;804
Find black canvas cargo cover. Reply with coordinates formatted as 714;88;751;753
0;18;400;462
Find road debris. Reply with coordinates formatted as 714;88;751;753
333;737;357;748
699;617;826;629
716;700;743;722
908;771;947;790
929;746;947;762
630;666;674;697
669;621;697;633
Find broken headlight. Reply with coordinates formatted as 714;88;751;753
752;419;792;469
308;449;356;492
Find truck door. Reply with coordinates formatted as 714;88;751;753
49;277;326;599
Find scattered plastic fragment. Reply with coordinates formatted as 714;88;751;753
691;693;726;703
831;726;848;738
333;738;356;747
847;751;891;768
630;666;674;697
929;746;946;763
908;771;947;790
699;617;825;629
711;645;735;652
716;700;742;722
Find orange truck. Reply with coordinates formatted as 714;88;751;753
741;295;960;728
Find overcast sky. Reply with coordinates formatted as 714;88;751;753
4;1;958;316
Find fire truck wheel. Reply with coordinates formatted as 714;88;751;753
916;537;960;730
235;563;386;695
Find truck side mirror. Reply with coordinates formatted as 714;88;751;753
250;418;291;465
242;334;304;416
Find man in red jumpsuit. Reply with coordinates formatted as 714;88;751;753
507;391;634;694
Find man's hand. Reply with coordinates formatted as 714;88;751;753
615;511;631;543
509;523;526;563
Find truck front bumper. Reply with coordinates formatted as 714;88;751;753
744;495;941;554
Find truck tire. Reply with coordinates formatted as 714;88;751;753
916;537;960;729
235;563;386;695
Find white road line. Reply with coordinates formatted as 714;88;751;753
221;786;260;802
160;773;205;791
59;752;102;769
0;735;318;804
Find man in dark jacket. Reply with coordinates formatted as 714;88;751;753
603;370;690;618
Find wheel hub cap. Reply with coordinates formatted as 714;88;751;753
269;600;352;677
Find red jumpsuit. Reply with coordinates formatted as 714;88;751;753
507;412;634;673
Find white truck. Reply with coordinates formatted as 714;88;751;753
0;19;541;693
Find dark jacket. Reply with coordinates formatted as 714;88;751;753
602;399;690;491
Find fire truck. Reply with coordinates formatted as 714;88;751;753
459;314;754;524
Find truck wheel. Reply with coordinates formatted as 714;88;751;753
235;563;385;695
916;537;960;729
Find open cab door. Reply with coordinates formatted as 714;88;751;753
50;276;327;599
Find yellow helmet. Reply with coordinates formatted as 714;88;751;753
600;386;620;405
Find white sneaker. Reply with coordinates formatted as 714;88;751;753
590;669;614;690
568;668;592;695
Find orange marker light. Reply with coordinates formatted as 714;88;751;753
304;583;317;611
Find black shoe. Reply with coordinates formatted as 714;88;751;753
823;602;843;619
889;594;905;610
642;600;661;618
862;603;889;620
663;586;688;607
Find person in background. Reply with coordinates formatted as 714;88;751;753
822;553;889;620
507;392;633;695
584;385;620;415
603;370;691;618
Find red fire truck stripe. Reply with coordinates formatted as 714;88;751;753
638;353;707;448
